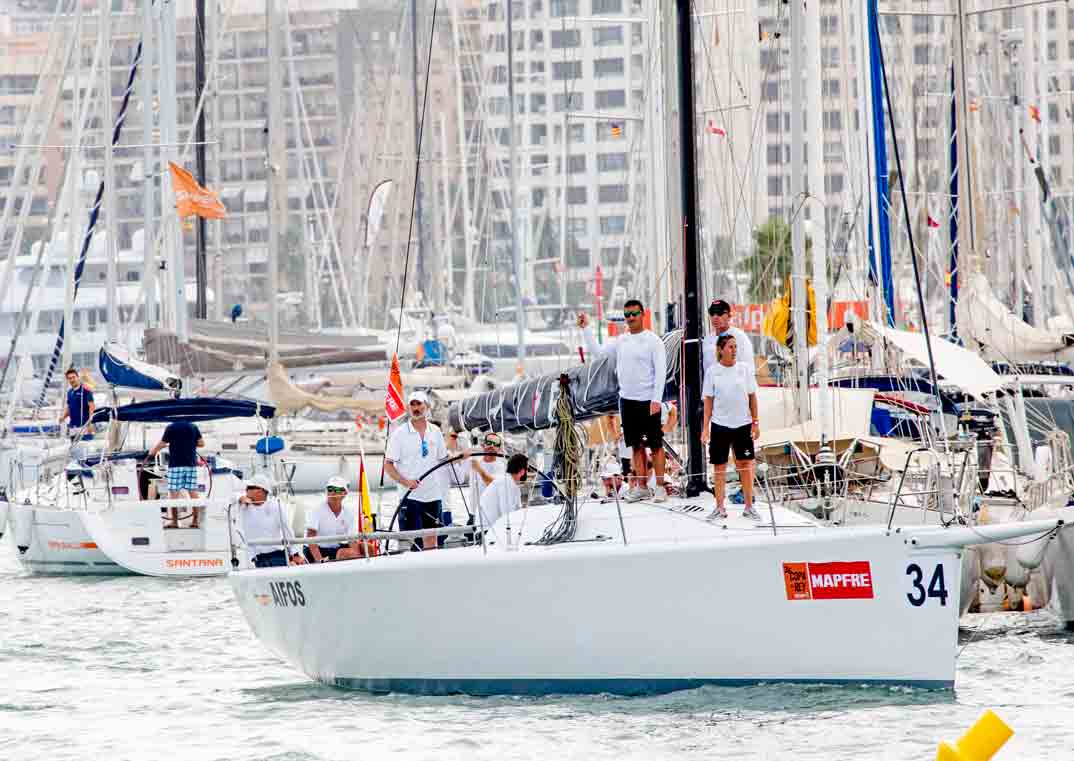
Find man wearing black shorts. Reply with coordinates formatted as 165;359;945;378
578;300;668;502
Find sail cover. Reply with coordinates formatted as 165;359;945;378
99;342;182;393
91;397;275;424
448;331;682;433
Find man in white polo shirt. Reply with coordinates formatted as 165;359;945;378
304;475;356;562
702;299;754;378
238;473;306;568
384;390;450;551
478;453;528;531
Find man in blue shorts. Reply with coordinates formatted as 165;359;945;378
148;419;205;529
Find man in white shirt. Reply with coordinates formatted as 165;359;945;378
578;299;669;502
238;474;306;568
702;299;755;378
304;475;357;563
384;390;450;551
478;453;529;531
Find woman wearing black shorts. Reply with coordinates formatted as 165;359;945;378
700;334;760;520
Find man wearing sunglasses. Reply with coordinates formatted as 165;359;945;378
477;453;529;531
303;476;356;563
238;474;306;567
384;390;450;550
577;299;669;502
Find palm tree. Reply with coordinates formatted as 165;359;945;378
741;217;811;302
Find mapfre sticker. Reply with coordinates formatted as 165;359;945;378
783;561;874;600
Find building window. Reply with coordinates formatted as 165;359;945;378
825;173;845;193
766;144;781;165
550;29;581;48
593;25;623;46
767;175;783;196
594;57;624;78
551;0;579;17
567;217;587;235
530;29;545;49
598;184;628;203
597;152;628;171
1050;135;1062;156
553;92;584;111
567;154;587;173
568;123;585;141
552;60;583;80
595;89;626;108
531;124;548;145
567;186;587;204
600;215;626;234
592;0;622;13
530;93;547;113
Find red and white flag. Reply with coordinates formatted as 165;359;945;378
926;215;940;228
707;120;726;136
385;353;406;421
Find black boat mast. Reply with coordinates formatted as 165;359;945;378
194;0;207;319
675;0;706;495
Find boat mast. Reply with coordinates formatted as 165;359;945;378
789;0;808;422
194;0;208;320
674;0;705;495
410;0;427;310
102;0;119;342
140;0;157;330
805;0;829;440
266;0;282;365
506;0;526;371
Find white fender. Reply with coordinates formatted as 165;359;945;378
1004;544;1030;588
1034;445;1053;481
1016;528;1055;571
12;504;33;551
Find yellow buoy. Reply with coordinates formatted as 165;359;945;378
937;710;1013;761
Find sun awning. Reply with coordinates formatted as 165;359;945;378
864;322;1003;399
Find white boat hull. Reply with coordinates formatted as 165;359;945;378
231;499;980;694
1039;505;1074;628
6;501;130;575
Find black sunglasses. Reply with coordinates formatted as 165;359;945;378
623;309;642;318
325;486;347;494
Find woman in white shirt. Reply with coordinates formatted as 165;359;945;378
701;334;760;521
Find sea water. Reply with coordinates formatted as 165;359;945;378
2;532;1073;759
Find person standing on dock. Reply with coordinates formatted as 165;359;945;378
578;301;669;502
384;391;450;551
60;367;95;442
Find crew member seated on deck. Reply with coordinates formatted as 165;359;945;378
477;453;529;530
239;474;306;568
304;476;357;563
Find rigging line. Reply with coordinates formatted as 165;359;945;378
393;0;441;358
874;15;949;442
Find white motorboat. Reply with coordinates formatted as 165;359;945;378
229;493;1069;694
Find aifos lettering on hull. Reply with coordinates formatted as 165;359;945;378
267;581;306;607
783;561;874;600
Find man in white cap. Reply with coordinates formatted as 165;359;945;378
384;390;450;551
304;475;356;563
238;474;306;568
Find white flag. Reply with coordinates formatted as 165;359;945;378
364;179;394;249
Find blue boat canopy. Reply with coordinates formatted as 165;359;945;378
91;397;275;424
99;343;182;393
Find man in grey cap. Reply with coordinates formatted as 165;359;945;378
384;390;450;551
238;474;306;567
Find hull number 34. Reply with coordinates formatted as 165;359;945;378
906;563;948;607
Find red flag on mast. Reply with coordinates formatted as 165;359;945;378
385;353;405;421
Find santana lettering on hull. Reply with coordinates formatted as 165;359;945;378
165;558;225;569
783;561;874;600
47;540;98;550
267;581;306;607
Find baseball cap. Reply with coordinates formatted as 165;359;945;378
708;299;731;316
325;475;349;491
600;461;622;478
245;473;273;491
407;390;430;405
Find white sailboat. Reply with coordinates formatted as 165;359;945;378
225;0;1072;695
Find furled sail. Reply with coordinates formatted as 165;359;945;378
267;362;382;415
143;320;388;375
448;331;682;433
955;272;1074;363
99;342;182;393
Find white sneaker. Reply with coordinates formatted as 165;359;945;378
706;506;728;521
653;485;668;503
625;487;648;503
743;506;762;521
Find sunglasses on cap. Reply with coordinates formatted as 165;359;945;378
623;309;643;318
325;486;347;494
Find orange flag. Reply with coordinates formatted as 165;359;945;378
168;161;226;219
385;353;406;421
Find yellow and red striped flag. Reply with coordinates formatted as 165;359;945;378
385;353;405;421
610;123;623;138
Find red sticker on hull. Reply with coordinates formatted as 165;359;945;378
783;561;874;600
